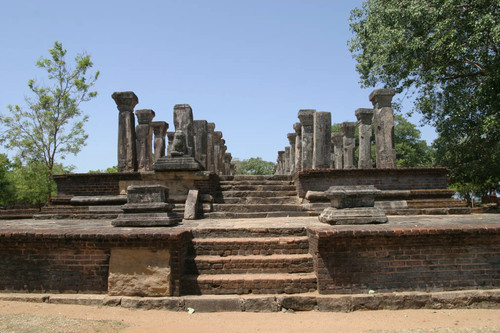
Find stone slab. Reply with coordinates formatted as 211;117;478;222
108;248;171;297
318;207;388;225
112;212;181;227
153;156;203;171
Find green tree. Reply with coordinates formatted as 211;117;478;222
349;0;499;195
88;165;118;173
394;115;434;167
0;41;99;201
0;154;14;206
234;157;275;175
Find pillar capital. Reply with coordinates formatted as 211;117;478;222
213;131;223;141
135;109;155;125
369;89;395;108
207;122;215;132
297;109;316;126
340;121;356;136
151;121;169;136
355;108;374;124
293;122;302;135
112;91;138;112
287;133;297;145
331;132;343;144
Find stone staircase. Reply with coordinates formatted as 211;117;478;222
181;227;317;295
206;175;311;219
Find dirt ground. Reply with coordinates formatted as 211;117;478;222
1;301;499;333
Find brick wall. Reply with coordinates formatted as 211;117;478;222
294;168;449;198
54;173;141;196
0;231;192;296
309;224;500;294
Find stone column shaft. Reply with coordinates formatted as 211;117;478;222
173;104;195;157
369;89;397;168
277;151;285;175
193;120;208;170
135;109;155;172
298;109;316;170
287;132;297;174
355;108;374;169
213;131;222;175
313;111;332;169
112;91;138;172
284;146;291;174
331;132;343;169
152;121;168;162
341;122;356;169
293;123;302;172
207;123;215;173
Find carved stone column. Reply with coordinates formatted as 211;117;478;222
284;146;291;174
341;122;356;169
135;109;155;172
369;89;396;168
173;104;195;157
213;131;222;175
287;133;297;174
355;108;374;169
277;151;285;175
293;123;302;172
166;131;175;157
151;121;168;162
298;109;315;170
313;111;332;169
207;123;215;173
193;120;208;170
331;132;343;169
112;91;138;172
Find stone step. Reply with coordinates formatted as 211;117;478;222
219;185;297;192
407;199;468;208
184;254;314;275
212;204;303;213
40;206;89;213
218;190;298;198
190;236;310;256
219;175;292;182
205;211;312;219
33;213;119;220
181;273;317;295
219;180;293;186
385;207;471;215
221;197;299;205
191;227;307;239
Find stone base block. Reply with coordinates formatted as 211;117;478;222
113;211;181;227
318;207;388;225
108;248;171;297
153;156;203;171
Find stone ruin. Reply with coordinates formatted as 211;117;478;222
112;92;235;175
275;88;396;174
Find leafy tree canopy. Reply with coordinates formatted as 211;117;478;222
349;0;499;194
0;41;99;203
234;157;275;175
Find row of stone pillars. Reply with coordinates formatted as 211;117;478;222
112;91;234;175
275;89;397;174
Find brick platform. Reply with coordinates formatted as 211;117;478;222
0;215;499;297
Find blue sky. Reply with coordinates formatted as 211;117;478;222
0;0;436;172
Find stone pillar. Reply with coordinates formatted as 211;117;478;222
355;108;374;169
313;111;332;169
151;121;168;162
193;120;208;170
220;140;227;175
207;123;215;173
341;122;356;169
284;146;291;174
277;151;285;175
224;153;232;176
166;131;175;157
287;133;297;174
213;131;222;175
369;89;397;168
173;104;195;157
135;109;155;172
331;132;343;169
298;109;315;170
112;91;138;172
293;123;302;172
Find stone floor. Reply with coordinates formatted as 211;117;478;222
0;214;499;236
